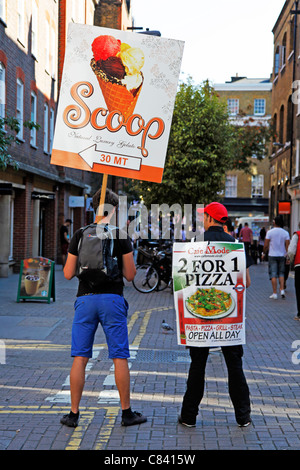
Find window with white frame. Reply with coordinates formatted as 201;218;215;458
30;92;37;146
78;0;85;23
281;33;286;68
225;175;237;198
44;102;48;152
251;174;264;198
16;78;24;140
31;0;38;57
45;20;50;71
71;0;76;21
0;0;6;23
17;0;25;44
0;62;5;120
227;99;239;116
254;99;265;116
51;27;56;77
274;46;280;75
49;108;54;152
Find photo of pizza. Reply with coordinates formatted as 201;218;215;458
185;287;235;320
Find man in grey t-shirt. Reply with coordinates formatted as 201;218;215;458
263;216;290;299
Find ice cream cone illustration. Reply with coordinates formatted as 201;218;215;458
90;35;144;121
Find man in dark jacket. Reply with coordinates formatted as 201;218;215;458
179;202;251;428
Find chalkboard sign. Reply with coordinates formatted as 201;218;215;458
16;257;55;303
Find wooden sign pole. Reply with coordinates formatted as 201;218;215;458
95;173;108;222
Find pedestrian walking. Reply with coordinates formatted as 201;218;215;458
258;227;266;262
239;223;253;255
60;218;72;266
178;202;252;428
224;217;235;237
287;224;300;321
60;187;147;428
262;216;290;299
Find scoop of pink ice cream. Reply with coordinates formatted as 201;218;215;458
92;35;121;61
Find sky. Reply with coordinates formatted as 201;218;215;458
130;0;286;85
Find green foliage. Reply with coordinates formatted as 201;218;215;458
0;116;40;171
230;116;274;173
130;79;272;207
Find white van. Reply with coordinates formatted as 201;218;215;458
236;216;269;241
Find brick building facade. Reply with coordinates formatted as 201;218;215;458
270;0;300;234
0;0;132;277
270;0;295;230
214;76;272;221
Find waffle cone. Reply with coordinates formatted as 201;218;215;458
96;75;142;121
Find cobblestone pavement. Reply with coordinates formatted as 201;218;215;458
0;261;300;452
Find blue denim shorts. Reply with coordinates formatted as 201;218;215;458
268;256;286;279
71;294;129;359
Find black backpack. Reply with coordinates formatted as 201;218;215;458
76;223;121;289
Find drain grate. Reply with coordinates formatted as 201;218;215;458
96;348;190;364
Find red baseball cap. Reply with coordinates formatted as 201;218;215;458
197;202;228;223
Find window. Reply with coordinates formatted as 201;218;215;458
279;104;284;143
51;28;56;77
227;99;239;116
31;0;38;57
0;0;6;23
251;175;264;198
17;0;25;44
49;108;54;152
274;46;280;76
254;99;265;116
281;33;286;68
0;62;5;120
16;78;24;140
30;92;37;146
44;102;48;152
78;0;85;23
45;20;50;71
225;175;237;198
290;19;295;54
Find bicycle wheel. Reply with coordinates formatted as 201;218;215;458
132;264;159;293
155;276;169;291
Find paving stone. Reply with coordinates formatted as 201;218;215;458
0;263;300;450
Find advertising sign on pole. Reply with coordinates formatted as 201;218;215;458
51;23;184;183
173;242;246;348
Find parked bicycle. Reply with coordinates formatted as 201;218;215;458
132;243;173;293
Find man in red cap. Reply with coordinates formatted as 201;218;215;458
179;202;252;428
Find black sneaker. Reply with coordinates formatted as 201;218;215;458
121;411;147;426
237;418;252;427
178;415;196;427
60;411;79;428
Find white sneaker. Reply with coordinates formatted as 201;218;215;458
280;290;285;299
269;293;278;299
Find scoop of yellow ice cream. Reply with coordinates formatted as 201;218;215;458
119;47;144;75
